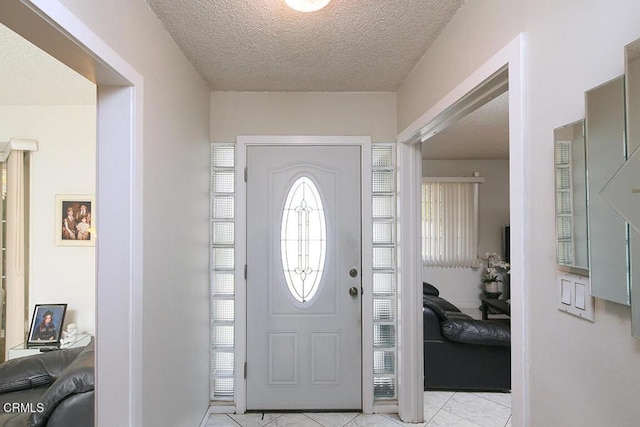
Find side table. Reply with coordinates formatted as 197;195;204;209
481;298;511;320
8;333;92;360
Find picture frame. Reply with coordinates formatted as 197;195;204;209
55;194;95;246
27;304;67;347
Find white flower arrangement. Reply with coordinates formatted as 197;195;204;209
472;252;510;283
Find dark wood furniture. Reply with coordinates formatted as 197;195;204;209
481;298;511;320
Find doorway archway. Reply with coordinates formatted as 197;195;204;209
396;34;527;425
0;1;144;424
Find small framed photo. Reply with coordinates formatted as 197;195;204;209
28;304;67;347
56;195;95;246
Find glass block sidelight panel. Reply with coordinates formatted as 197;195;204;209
212;145;235;168
555;142;570;165
372;143;397;400
556;191;571;214
212;351;235;376
557;241;573;265
211;273;235;296
212;377;234;400
373;272;396;296
555;167;570;190
373;299;395;322
373;324;395;348
212;170;235;193
212;196;235;219
372;170;395;193
373;376;395;399
212;221;235;245
211;143;236;402
556;216;572;240
372;196;394;219
373;247;395;270
212;299;234;322
372;146;393;168
373;351;395;375
212;247;234;270
373;221;394;244
212;325;234;349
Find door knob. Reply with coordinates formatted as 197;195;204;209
349;286;359;297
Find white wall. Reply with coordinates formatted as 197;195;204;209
422;159;509;309
57;1;212;425
396;0;522;132
211;91;397;142
0;105;96;334
399;0;640;425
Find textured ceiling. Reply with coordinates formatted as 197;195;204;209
145;0;466;91
0;24;95;105
1;2;508;160
422;91;510;160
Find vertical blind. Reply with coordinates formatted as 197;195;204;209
421;181;478;267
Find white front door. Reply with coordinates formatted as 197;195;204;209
246;145;362;411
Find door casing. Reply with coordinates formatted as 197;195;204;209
235;136;373;414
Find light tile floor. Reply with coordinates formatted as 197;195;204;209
205;391;511;427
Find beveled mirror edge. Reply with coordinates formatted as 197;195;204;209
557;264;589;277
625;37;640;338
584;75;630;306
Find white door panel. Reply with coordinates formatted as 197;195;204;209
246;145;362;410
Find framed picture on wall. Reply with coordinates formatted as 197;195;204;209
55;194;95;246
27;303;67;347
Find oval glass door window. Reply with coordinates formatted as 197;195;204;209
281;176;327;304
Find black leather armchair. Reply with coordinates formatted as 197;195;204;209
423;283;510;391
0;338;94;426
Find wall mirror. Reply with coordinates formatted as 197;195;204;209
554;120;589;276
585;75;630;305
620;37;640;337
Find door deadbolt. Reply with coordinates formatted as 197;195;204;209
349;286;359;297
349;268;358;278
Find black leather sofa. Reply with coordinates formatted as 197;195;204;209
423;283;511;391
0;338;94;426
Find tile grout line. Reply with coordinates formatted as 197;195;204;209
226;414;242;426
425;407;440;426
423;391;457;426
450;392;512;427
212;391;510;427
340;413;361;426
300;412;328;426
472;392;513;410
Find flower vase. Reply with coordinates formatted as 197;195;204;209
484;281;499;294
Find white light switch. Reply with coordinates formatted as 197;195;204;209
561;279;572;305
558;271;594;322
575;282;587;310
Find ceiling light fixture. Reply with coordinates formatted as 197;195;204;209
285;0;330;13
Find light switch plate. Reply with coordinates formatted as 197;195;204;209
561;279;572;305
558;271;595;322
575;282;587;310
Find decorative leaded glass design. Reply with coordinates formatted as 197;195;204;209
280;176;327;304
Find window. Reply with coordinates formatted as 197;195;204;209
421;180;479;267
280;176;326;304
